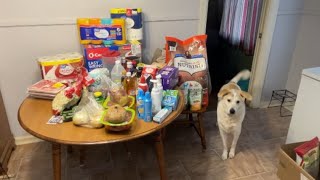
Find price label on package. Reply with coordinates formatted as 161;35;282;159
47;116;64;125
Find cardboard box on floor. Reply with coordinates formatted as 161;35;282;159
278;142;320;180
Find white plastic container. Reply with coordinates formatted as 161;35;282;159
111;60;125;85
156;74;163;100
151;79;162;115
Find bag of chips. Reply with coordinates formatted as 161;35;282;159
165;35;210;110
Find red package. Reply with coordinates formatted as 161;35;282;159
294;137;320;177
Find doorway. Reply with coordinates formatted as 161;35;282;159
205;0;265;109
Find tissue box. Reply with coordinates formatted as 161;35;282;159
159;66;179;90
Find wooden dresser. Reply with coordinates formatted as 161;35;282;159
0;90;15;174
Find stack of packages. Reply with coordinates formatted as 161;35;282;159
27;80;66;100
78;8;143;73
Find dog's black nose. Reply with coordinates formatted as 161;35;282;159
230;108;235;114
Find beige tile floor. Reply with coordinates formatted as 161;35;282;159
4;107;290;180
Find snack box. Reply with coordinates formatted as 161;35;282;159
37;52;84;81
158;66;179;90
27;80;66;95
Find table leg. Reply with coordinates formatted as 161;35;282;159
154;130;167;180
52;143;61;180
80;146;85;168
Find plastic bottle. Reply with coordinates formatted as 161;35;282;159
137;89;145;119
112;18;126;45
101;18;113;46
151;79;162;115
121;57;127;69
111;60;126;85
156;74;163;99
138;76;148;92
77;18;91;44
89;18;103;44
144;92;152;122
123;72;136;96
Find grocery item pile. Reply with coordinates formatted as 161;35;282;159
26;8;210;132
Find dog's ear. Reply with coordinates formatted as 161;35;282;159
218;89;230;98
240;91;252;101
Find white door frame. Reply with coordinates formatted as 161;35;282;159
198;0;280;108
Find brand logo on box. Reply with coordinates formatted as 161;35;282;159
86;47;109;60
126;9;132;16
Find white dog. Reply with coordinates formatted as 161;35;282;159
217;70;252;160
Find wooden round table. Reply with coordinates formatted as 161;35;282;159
18;91;184;180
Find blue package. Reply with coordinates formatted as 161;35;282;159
79;26;123;41
162;90;179;110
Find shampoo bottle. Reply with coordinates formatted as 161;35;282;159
151;79;162;115
144;92;152;122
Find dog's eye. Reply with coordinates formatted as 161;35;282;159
227;99;231;102
236;100;240;104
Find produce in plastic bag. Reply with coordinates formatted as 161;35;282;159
108;82;128;106
165;35;210;110
52;67;94;115
88;68;110;98
73;89;104;128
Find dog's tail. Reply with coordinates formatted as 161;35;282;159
230;70;251;84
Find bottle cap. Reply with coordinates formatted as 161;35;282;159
94;91;102;97
126;72;131;77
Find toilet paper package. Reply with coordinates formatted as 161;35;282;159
110;8;143;42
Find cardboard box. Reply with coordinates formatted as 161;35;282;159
277;142;319;180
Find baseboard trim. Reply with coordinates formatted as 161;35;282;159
14;135;43;145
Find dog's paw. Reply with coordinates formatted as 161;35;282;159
221;151;228;160
229;151;235;159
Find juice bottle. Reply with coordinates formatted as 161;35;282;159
77;18;91;44
123;72;137;96
112;18;126;45
89;18;103;44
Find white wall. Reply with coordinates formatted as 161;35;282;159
0;0;200;137
260;0;304;104
286;0;320;93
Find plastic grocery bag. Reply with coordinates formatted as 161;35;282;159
72;89;104;128
88;68;110;98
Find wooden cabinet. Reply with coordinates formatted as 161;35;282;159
0;90;15;174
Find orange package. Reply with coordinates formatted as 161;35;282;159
165;35;210;110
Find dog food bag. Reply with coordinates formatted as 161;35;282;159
294;137;320;178
165;35;210;110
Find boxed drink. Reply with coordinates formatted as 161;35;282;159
83;44;141;72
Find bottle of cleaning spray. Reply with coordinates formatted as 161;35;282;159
151;79;162;115
137;89;145;120
144;92;152;122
